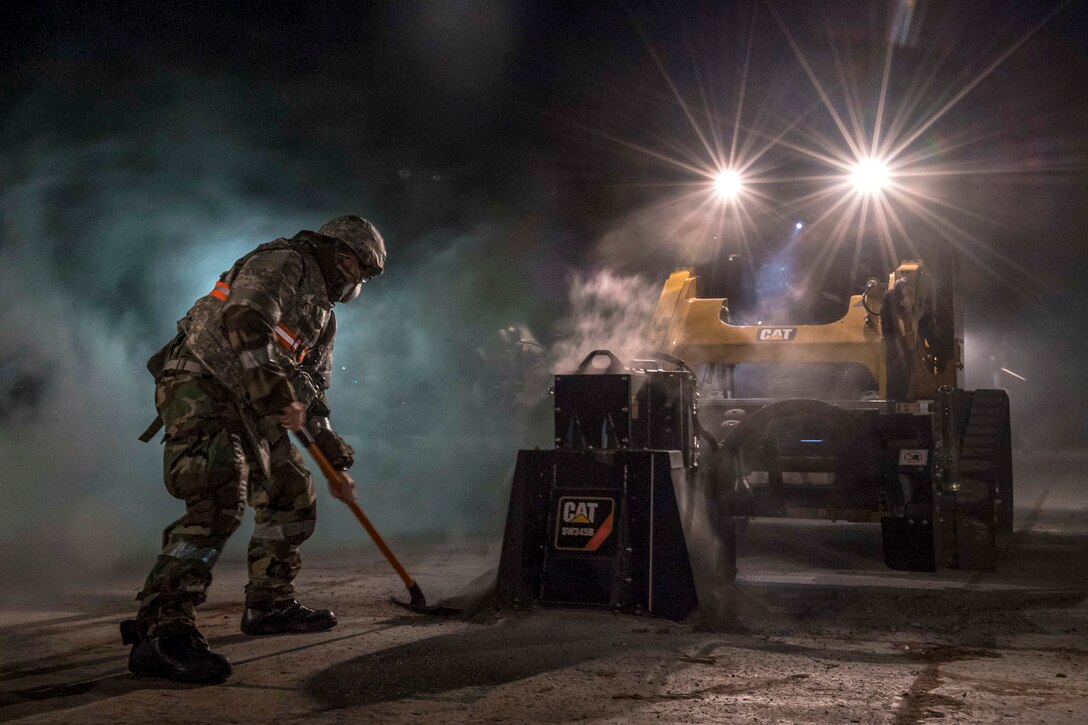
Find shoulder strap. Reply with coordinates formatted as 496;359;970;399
221;238;307;287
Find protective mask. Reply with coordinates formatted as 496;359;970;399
338;281;363;303
333;246;367;303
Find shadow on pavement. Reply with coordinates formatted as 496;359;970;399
305;611;653;707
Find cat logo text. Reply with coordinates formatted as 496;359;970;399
554;496;615;552
758;327;797;341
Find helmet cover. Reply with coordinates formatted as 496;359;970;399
318;215;386;277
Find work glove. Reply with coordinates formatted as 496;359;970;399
308;420;355;470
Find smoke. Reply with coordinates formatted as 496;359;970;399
0;101;307;600
5;0;1086;611
319;227;557;547
0;67;667;603
593;204;724;273
0;69;557;602
548;270;662;374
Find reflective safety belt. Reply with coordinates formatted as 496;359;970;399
207;281;311;363
273;324;308;361
209;281;230;301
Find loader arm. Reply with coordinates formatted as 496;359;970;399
651;268;888;397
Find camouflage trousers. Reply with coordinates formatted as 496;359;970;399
136;370;317;631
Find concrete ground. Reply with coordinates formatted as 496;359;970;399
2;451;1086;724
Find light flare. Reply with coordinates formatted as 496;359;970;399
712;169;744;200
849;158;891;196
758;0;1079;305
557;1;1077;305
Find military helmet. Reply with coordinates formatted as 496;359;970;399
318;215;386;277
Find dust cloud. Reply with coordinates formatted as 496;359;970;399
548;270;662;374
0;86;659;605
0;89;554;602
4;0;1087;614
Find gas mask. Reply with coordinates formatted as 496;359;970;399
333;247;369;303
338;280;363;303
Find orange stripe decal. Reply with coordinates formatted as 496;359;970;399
208;280;308;363
583;512;614;551
209;281;230;301
275;322;310;362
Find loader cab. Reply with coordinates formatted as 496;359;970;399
704;246;884;328
702;253;758;323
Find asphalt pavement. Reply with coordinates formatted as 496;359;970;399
2;451;1085;723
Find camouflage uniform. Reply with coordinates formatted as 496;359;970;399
136;231;361;632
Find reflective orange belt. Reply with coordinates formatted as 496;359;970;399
208;281;310;363
209;281;230;301
273;323;309;362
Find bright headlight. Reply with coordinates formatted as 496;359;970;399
713;169;744;200
850;158;891;195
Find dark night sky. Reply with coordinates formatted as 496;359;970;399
4;1;1087;282
1;0;1087;593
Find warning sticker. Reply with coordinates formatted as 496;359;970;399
554;496;615;552
898;449;929;466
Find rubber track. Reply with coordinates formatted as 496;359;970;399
957;390;1013;557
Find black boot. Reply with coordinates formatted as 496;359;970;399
241;599;337;635
121;619;232;684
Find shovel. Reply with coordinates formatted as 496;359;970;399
293;427;458;616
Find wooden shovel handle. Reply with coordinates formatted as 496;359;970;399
295;428;417;590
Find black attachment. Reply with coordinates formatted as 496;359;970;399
638;350;694;374
640;351;721;454
576;349;626;373
555;359;700;467
497;449;698;620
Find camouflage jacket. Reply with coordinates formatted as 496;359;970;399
178;235;336;420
